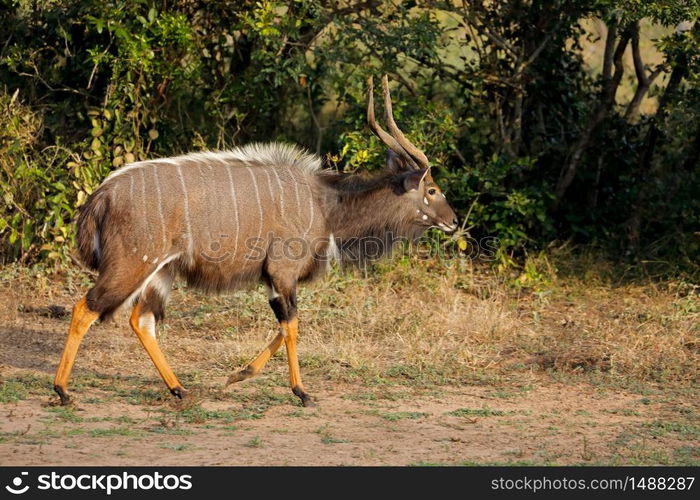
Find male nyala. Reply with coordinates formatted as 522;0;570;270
54;76;458;407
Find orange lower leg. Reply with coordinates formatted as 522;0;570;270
227;332;285;385
53;296;99;404
130;303;185;398
282;317;313;407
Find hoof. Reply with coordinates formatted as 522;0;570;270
293;386;315;407
226;367;253;386
53;385;71;406
170;386;187;399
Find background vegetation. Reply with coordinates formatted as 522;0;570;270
0;0;698;277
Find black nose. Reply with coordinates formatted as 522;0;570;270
453;217;458;226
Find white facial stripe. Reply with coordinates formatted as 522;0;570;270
424;196;429;205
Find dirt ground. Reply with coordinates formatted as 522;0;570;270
0;264;697;466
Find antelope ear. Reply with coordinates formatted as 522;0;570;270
403;169;427;192
386;150;408;174
418;167;432;189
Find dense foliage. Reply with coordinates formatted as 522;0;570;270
0;0;698;273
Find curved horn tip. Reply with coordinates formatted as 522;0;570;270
381;74;390;94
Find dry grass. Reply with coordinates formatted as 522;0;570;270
288;254;698;386
0;254;698;466
1;252;696;390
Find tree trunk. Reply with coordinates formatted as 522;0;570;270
625;50;690;249
553;21;632;209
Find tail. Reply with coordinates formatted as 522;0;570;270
76;189;110;271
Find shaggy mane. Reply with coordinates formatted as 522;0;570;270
102;142;322;184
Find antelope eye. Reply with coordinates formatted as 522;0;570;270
428;188;437;196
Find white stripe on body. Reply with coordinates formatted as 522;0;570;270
245;166;264;250
303;174;315;238
151;164;168;253
140;168;154;249
270;167;285;218
283;165;314;238
129;173;134;204
224;165;241;262
260;167;278;217
284;166;302;231
148;267;175;304
175;164;194;260
118;253;182;318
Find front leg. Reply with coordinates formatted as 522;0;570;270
280;316;314;407
226;333;284;384
269;282;315;407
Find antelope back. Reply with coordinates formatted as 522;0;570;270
94;144;326;291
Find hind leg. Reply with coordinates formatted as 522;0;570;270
53;261;173;404
226;281;285;385
53;297;99;405
54;266;145;404
128;267;185;397
137;266;175;340
129;301;186;398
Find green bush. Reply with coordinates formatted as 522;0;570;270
0;0;697;275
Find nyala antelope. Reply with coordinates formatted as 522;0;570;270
54;75;458;407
